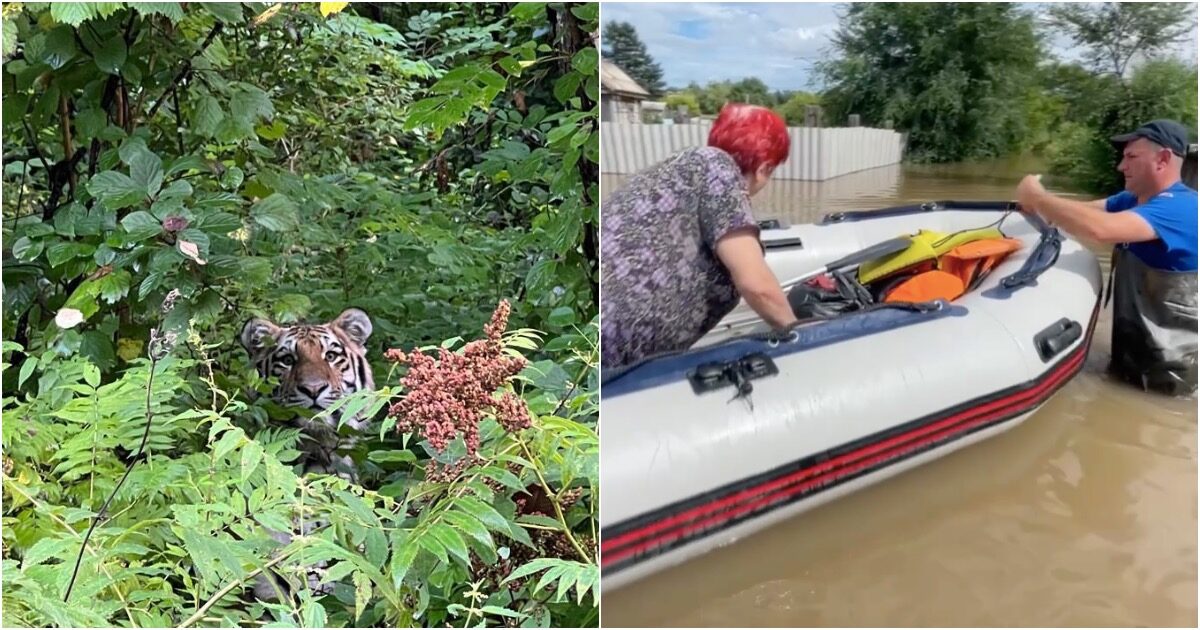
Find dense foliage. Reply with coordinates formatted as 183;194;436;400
818;2;1042;162
2;1;599;627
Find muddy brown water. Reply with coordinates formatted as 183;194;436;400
599;158;1197;627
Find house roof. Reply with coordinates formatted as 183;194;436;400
601;59;650;99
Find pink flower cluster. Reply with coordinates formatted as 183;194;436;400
387;300;532;455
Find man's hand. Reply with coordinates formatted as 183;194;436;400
1016;174;1046;211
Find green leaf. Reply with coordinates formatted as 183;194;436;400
442;511;493;549
546;306;576;327
40;25;78;69
509;3;546;22
120;211;162;241
367;450;417;464
82;362;101;388
552;73;580;105
129;149;164;196
94;270;132;303
571;48;598;76
212;429;244;461
416;532;448;565
241;440;263;482
301;600;327;628
132;2;185;22
3;19;17;58
92;37;127;74
89;171;146;209
12;237;43;262
480;606;528;619
203;3;245;23
50;4;96;27
429;523;470;565
570;3;598;23
388;535;418;589
192;95;223;138
17;358;36;388
353;570;372;621
251;193;299;232
456;496;511;534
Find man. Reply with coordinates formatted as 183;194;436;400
1015;119;1197;395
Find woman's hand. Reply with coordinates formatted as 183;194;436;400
715;229;799;330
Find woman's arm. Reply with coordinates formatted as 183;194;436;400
715;228;798;329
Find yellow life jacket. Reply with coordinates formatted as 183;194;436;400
857;226;1005;284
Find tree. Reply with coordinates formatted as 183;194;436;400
818;3;1043;162
601;21;665;97
776;91;822;125
1046;3;1197;79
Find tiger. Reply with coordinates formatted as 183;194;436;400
239;307;375;479
238;308;375;599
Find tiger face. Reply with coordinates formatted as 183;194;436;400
239;308;375;423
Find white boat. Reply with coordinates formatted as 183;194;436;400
600;201;1103;590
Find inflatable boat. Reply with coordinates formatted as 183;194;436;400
600;201;1102;590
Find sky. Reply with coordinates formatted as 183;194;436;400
601;2;1199;92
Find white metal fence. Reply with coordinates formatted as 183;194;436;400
600;122;904;181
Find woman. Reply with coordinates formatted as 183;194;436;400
601;103;797;369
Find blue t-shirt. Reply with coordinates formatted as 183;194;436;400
1105;181;1198;271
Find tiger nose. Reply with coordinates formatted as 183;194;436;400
297;383;327;400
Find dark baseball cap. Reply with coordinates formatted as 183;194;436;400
1111;119;1190;156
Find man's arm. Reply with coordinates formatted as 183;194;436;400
715;229;798;330
1017;175;1156;244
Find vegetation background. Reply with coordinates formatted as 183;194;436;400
602;2;1197;194
2;2;600;627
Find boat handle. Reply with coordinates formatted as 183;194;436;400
1034;317;1082;362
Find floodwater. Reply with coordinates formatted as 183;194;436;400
599;158;1198;627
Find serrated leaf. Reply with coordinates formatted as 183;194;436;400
132;3;184;23
429;523;470;565
21;536;76;568
94;270;131;303
353;571;371;620
388;536;418;589
251;193;299;232
301;600;327;628
203;3;244;23
442;511;493;549
416;531;448;565
50;4;95;27
241;440;263;482
178;240;207;265
456;496;511;534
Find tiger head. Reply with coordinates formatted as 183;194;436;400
239;309;375;422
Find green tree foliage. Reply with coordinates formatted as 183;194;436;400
1045;58;1198;193
600;21;665;97
1046;2;1197;79
2;1;599;626
776;91;822;126
817;3;1042;162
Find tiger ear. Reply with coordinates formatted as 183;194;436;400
240;317;281;354
332;308;372;346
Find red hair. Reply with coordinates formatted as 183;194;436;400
707;103;790;175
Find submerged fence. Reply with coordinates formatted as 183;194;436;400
600;122;904;181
